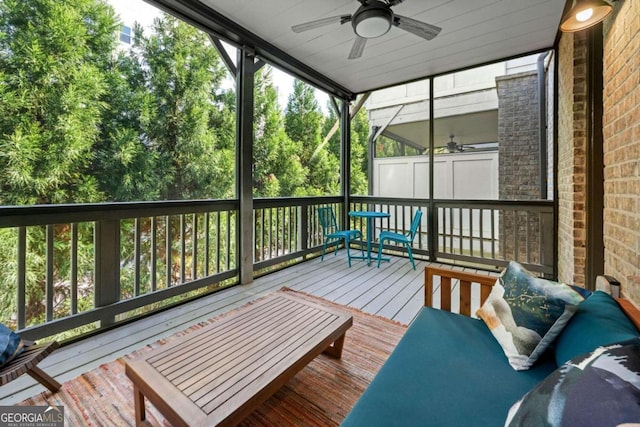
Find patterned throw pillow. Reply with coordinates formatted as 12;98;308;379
477;261;585;370
506;339;640;427
0;323;24;367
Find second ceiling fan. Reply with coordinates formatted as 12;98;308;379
291;0;442;60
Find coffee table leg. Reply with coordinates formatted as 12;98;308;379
134;384;147;426
323;332;346;358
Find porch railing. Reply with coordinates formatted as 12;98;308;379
0;200;238;341
0;196;345;341
252;196;343;272
0;195;554;342
349;196;554;276
434;199;554;275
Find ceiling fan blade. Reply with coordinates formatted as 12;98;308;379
387;0;405;6
348;36;367;59
291;15;352;33
394;15;442;40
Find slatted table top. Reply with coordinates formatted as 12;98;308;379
125;292;353;427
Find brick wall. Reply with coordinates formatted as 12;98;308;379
557;32;588;287
602;0;640;302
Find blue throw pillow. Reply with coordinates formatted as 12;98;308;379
0;323;24;367
554;290;639;366
476;261;585;370
506;338;640;427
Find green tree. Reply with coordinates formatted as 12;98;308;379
285;80;339;195
349;107;370;194
285;80;323;160
95;49;164;201
374;134;422;158
322;101;371;195
253;68;306;197
0;0;120;205
117;16;234;201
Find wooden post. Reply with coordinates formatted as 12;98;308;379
428;78;437;262
340;99;352;229
585;24;604;290
94;220;120;327
236;49;262;285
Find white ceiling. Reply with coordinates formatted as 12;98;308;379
197;0;566;96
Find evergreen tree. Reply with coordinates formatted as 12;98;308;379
321;100;370;195
322;103;341;161
95;44;164;201
253;68;306;197
285;80;339;195
285;80;323;160
349;107;370;195
120;16;234;201
374;135;422;158
0;0;119;205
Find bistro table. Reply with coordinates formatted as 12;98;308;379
348;210;391;266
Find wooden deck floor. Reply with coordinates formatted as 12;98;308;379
1;253;481;405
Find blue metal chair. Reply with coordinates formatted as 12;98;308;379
318;207;363;267
377;210;423;270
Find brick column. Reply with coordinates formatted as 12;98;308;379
557;32;588;287
496;72;541;264
602;0;640;302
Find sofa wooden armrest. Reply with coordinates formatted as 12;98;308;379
425;265;640;326
424;266;498;316
615;298;640;330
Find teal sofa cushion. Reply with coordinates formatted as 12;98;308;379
341;307;557;427
554;290;639;366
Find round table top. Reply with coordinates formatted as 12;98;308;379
348;210;390;219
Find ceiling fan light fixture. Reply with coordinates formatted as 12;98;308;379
560;0;613;32
291;0;441;60
353;6;393;38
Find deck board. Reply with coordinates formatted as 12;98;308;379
0;254;490;405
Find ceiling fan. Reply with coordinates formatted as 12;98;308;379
291;0;442;60
446;135;475;153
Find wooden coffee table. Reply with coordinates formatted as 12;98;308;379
125;292;353;427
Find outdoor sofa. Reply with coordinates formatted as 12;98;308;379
342;263;640;426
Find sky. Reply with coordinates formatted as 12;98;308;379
271;68;330;113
